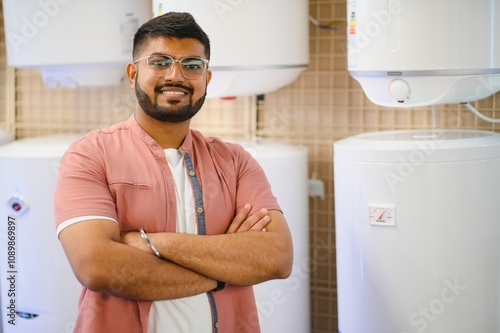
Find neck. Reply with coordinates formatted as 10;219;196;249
134;110;190;149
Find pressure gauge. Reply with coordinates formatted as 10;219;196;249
368;205;395;227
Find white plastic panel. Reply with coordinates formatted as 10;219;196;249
347;0;500;107
153;0;309;98
0;135;82;333
237;139;310;333
334;129;500;332
2;0;152;87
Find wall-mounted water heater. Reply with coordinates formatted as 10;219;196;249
2;0;152;88
348;0;500;107
152;0;309;98
2;0;309;97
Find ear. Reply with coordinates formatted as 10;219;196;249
126;62;137;89
206;69;212;86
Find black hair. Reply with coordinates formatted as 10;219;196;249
132;12;211;60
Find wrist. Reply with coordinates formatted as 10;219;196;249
212;280;226;292
139;229;163;259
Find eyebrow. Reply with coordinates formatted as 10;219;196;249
147;52;205;60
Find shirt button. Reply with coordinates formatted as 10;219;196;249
197;207;204;214
214;322;219;328
189;170;195;176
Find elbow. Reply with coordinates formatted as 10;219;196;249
275;254;293;279
73;260;116;293
75;269;106;292
271;242;294;280
81;275;109;293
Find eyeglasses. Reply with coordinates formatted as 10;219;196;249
134;54;209;80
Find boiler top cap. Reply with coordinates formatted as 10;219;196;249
0;134;82;158
334;129;500;163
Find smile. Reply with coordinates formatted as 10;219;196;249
155;83;193;96
162;91;186;96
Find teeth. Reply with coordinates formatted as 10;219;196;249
162;91;185;95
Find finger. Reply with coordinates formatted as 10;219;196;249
227;203;251;233
236;208;268;232
248;215;271;232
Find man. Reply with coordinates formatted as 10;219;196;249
54;12;293;333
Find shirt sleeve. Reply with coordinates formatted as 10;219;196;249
233;145;282;215
54;137;118;232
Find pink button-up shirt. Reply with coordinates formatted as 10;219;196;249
54;115;281;333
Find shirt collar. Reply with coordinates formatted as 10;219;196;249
127;114;194;155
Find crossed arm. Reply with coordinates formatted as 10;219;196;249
59;204;293;301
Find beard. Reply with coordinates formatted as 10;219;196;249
135;79;206;123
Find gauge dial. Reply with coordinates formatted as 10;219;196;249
368;205;395;226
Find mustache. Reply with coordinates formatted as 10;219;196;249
154;83;194;94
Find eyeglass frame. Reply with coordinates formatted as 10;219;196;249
133;54;210;80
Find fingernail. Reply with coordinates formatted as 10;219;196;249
245;203;251;209
260;208;268;214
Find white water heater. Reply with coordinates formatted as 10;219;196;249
2;0;152;88
239;140;310;333
153;0;309;98
348;0;500;107
0;135;82;333
334;129;500;332
3;0;308;96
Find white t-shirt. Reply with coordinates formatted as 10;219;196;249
147;149;211;332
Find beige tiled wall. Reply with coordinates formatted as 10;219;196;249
2;1;500;332
0;8;6;128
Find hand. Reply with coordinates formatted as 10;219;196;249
226;203;271;233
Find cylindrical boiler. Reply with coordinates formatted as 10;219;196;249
0;128;12;333
153;0;309;98
239;139;310;333
2;0;152;87
0;135;82;333
334;129;500;333
347;0;500;107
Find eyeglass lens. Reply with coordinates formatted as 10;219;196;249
147;55;207;79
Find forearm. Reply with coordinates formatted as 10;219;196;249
60;219;217;302
93;242;217;300
150;230;292;286
141;210;293;286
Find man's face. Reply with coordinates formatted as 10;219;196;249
129;37;211;123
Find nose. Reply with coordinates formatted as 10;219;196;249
164;61;185;81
